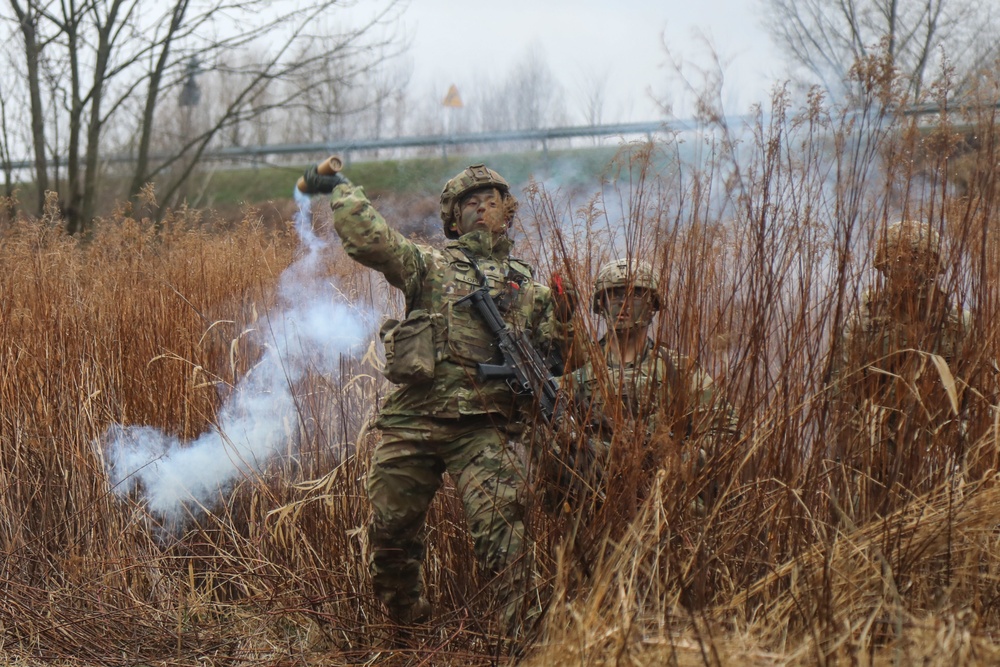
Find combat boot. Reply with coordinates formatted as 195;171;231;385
389;596;431;625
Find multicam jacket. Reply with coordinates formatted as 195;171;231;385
331;183;569;419
563;337;739;446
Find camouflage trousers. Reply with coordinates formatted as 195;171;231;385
367;412;534;628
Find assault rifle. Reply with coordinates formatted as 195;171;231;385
459;282;614;507
457;286;562;424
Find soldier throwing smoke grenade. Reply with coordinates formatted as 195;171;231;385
299;161;575;634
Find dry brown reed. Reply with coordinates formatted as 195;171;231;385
2;69;1000;666
519;67;1000;667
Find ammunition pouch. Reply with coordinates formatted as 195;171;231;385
379;309;442;385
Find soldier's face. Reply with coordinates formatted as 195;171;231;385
602;287;655;331
884;247;936;289
456;189;505;236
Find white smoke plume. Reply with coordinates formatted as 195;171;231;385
102;188;367;525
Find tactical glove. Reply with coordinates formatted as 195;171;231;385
550;271;578;322
300;165;349;194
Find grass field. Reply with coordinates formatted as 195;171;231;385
2;77;1000;666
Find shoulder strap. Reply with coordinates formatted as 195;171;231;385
457;247;488;287
507;257;535;280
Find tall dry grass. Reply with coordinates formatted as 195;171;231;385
516;64;1000;666
1;66;999;665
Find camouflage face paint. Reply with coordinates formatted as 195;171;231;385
456;188;504;236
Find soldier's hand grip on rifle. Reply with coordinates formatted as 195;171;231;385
298;155;349;194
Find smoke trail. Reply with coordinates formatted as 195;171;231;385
103;188;367;525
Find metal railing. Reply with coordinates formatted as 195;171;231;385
9;101;976;171
5;120;675;171
196;120;676;164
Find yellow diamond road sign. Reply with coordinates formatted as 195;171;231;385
442;84;463;108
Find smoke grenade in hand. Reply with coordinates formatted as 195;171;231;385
297;155;344;194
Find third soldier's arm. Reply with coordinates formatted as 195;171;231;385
659;350;738;448
330;183;424;299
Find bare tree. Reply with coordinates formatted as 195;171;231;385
472;42;567;137
474;72;513;134
505;42;566;130
763;0;998;101
279;25;410;149
0;34;18;199
367;59;412;145
1;0;407;231
126;0;192;207
575;68;610;127
0;94;14;201
7;0;49;212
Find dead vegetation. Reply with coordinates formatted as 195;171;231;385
1;72;999;666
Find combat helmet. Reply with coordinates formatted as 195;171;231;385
592;258;662;314
439;164;517;239
873;220;942;277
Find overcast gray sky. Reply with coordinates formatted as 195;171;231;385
399;0;786;123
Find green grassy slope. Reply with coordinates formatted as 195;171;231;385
202;146;623;205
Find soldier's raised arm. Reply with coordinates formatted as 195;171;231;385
330;183;426;301
299;159;426;301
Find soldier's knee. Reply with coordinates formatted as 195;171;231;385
464;486;524;531
466;507;525;568
369;502;428;539
476;531;524;572
368;476;430;533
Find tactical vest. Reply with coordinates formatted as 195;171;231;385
417;244;536;369
580;342;685;416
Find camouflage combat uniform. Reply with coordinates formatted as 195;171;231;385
329;167;569;629
832;220;975;522
564;337;738;451
544;259;738;507
834;283;973;517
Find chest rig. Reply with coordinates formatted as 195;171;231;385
437;245;532;368
585;343;677;415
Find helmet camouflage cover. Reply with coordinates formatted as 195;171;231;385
873;219;942;276
439;164;517;239
592;258;662;314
